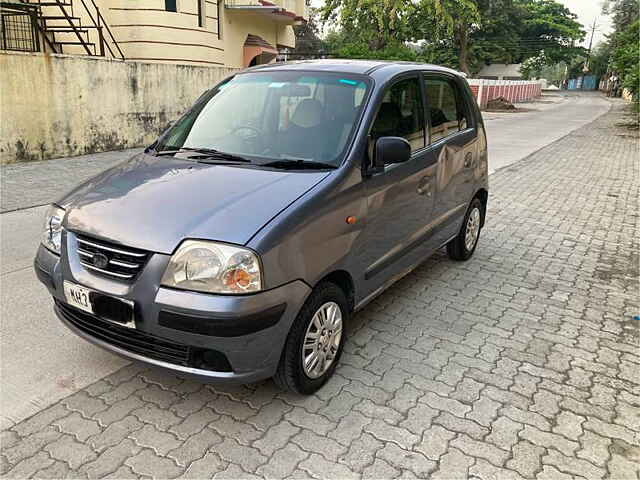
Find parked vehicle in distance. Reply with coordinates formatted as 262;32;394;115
35;60;488;394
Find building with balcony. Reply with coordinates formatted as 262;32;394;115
0;0;308;67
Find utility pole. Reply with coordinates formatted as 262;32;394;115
584;18;598;72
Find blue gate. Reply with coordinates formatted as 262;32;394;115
567;75;597;90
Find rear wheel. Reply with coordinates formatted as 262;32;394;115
273;282;348;394
447;198;483;261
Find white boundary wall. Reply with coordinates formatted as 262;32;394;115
467;79;542;109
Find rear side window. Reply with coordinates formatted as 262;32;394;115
371;77;425;151
424;77;468;143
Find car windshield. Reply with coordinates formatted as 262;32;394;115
156;71;370;167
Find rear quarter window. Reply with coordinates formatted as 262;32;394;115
424;76;471;143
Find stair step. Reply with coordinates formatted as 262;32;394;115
41;15;81;20
46;27;89;32
55;41;95;46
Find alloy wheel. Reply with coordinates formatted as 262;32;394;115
465;207;481;251
301;301;343;379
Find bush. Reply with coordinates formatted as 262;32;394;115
334;42;420;62
612;20;640;100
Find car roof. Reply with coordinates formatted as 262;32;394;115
245;59;465;78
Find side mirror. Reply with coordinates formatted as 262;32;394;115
374;136;411;169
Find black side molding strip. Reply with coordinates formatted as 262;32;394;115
34;260;55;290
159;303;287;337
365;210;462;281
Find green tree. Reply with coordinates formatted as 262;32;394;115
603;0;640;31
611;20;640;98
518;0;585;64
411;0;480;74
588;41;614;79
470;0;529;66
520;50;550;79
534;61;570;86
323;26;420;61
319;0;415;50
316;0;585;76
411;0;584;74
602;0;639;100
417;39;460;69
292;8;326;59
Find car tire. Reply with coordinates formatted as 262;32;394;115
273;282;348;394
447;197;483;261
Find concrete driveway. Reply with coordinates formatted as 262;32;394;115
482;91;610;173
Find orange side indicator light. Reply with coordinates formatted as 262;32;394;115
346;216;357;225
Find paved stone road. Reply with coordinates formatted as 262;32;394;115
0;149;141;213
2;105;639;479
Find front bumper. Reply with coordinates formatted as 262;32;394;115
34;236;310;383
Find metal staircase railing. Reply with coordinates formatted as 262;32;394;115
78;0;124;59
18;0;124;59
0;2;42;52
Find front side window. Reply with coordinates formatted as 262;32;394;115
371;77;425;151
157;72;370;167
424;77;468;142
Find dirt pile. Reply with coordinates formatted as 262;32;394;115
486;96;516;110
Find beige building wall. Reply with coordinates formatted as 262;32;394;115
103;0;226;66
35;0;304;68
0;51;238;164
223;10;294;67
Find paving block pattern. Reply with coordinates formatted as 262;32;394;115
1;106;639;479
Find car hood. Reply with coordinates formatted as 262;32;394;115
59;153;330;254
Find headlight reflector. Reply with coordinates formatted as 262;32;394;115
41;205;65;254
161;240;262;294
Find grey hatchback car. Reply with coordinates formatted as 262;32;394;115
35;60;488;394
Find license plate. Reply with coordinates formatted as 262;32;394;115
64;281;93;314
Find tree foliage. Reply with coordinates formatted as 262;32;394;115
468;0;529;66
603;0;640;31
599;0;640;99
317;0;586;75
292;8;325;58
410;0;480;74
319;0;416;50
586;42;614;79
520;51;551;79
611;20;640;97
517;0;585;64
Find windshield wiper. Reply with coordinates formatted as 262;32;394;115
154;147;251;163
261;159;337;170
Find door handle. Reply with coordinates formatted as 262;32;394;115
417;176;432;197
464;153;473;168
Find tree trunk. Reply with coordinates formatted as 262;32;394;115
456;26;471;75
369;33;388;51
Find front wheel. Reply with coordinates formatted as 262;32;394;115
447;198;483;261
273;282;348;394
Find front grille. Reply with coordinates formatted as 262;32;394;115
56;300;191;366
75;234;149;281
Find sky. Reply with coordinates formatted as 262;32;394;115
309;0;614;49
560;0;613;47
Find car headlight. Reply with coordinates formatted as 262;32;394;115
161;240;262;294
41;205;65;254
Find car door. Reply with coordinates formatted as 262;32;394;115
422;74;478;247
360;74;437;297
